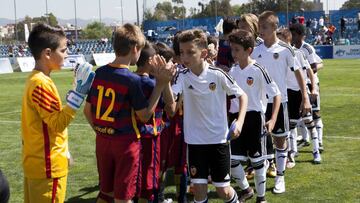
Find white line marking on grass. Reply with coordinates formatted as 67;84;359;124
327;136;360;140
0;111;20;115
0;120;89;126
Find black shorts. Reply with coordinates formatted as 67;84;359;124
265;102;289;137
188;143;231;187
230;111;266;162
287;89;302;121
307;83;321;111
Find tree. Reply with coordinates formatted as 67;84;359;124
190;0;233;18
238;0;317;14
82;21;112;39
341;0;360;9
144;1;186;21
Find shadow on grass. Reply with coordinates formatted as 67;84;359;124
66;185;99;203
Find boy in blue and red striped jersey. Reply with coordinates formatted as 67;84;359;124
156;38;188;203
83;23;175;203
133;41;176;203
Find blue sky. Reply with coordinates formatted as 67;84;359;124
0;0;347;23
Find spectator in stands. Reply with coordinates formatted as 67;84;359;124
7;46;13;57
312;18;318;34
327;24;336;41
298;9;305;25
358;18;360;32
306;18;312;35
319;16;324;27
291;15;298;25
340;16;346;37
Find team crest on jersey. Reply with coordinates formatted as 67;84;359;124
209;82;216;91
273;53;279;59
246;77;254;86
190;166;197;176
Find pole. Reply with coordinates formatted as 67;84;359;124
99;0;102;23
45;0;49;23
286;0;289;26
74;0;78;42
121;0;124;25
136;0;140;26
215;0;217;28
13;0;18;41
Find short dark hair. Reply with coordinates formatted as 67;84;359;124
289;23;306;36
207;35;218;46
172;31;182;56
276;28;292;43
136;41;156;67
222;18;237;35
228;29;255;50
28;23;66;60
178;29;207;50
155;42;174;62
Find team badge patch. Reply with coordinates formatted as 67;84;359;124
190;166;197;176
273;53;279;59
209;82;216;91
246;77;254;86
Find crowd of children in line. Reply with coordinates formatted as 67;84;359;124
18;9;325;203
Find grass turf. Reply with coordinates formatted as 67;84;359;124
0;59;359;202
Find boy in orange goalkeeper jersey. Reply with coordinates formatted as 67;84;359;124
21;23;95;203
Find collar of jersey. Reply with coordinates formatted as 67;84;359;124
108;63;129;69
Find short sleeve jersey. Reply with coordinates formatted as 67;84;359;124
229;61;280;114
251;40;298;102
300;42;320;84
22;70;76;178
134;75;165;138
287;48;310;91
86;64;148;138
172;62;244;144
216;39;234;69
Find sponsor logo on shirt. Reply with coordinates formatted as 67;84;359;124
273;53;279;59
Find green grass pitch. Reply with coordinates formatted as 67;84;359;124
0;59;359;202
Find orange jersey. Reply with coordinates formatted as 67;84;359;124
21;70;76;178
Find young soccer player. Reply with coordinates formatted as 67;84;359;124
154;41;189;203
237;13;277;179
83;23;174;203
251;11;311;194
133;41;177;203
290;23;325;153
173;29;248;203
21;23;95;202
216;18;237;71
228;29;281;203
277;28;321;166
237;13;264;46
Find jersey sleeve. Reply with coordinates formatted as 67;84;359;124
257;65;280;99
129;76;149;111
219;70;244;98
287;48;298;72
303;44;317;64
29;82;76;133
171;71;184;96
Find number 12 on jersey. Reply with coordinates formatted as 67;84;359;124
96;85;115;122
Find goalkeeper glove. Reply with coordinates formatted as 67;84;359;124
66;63;95;110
